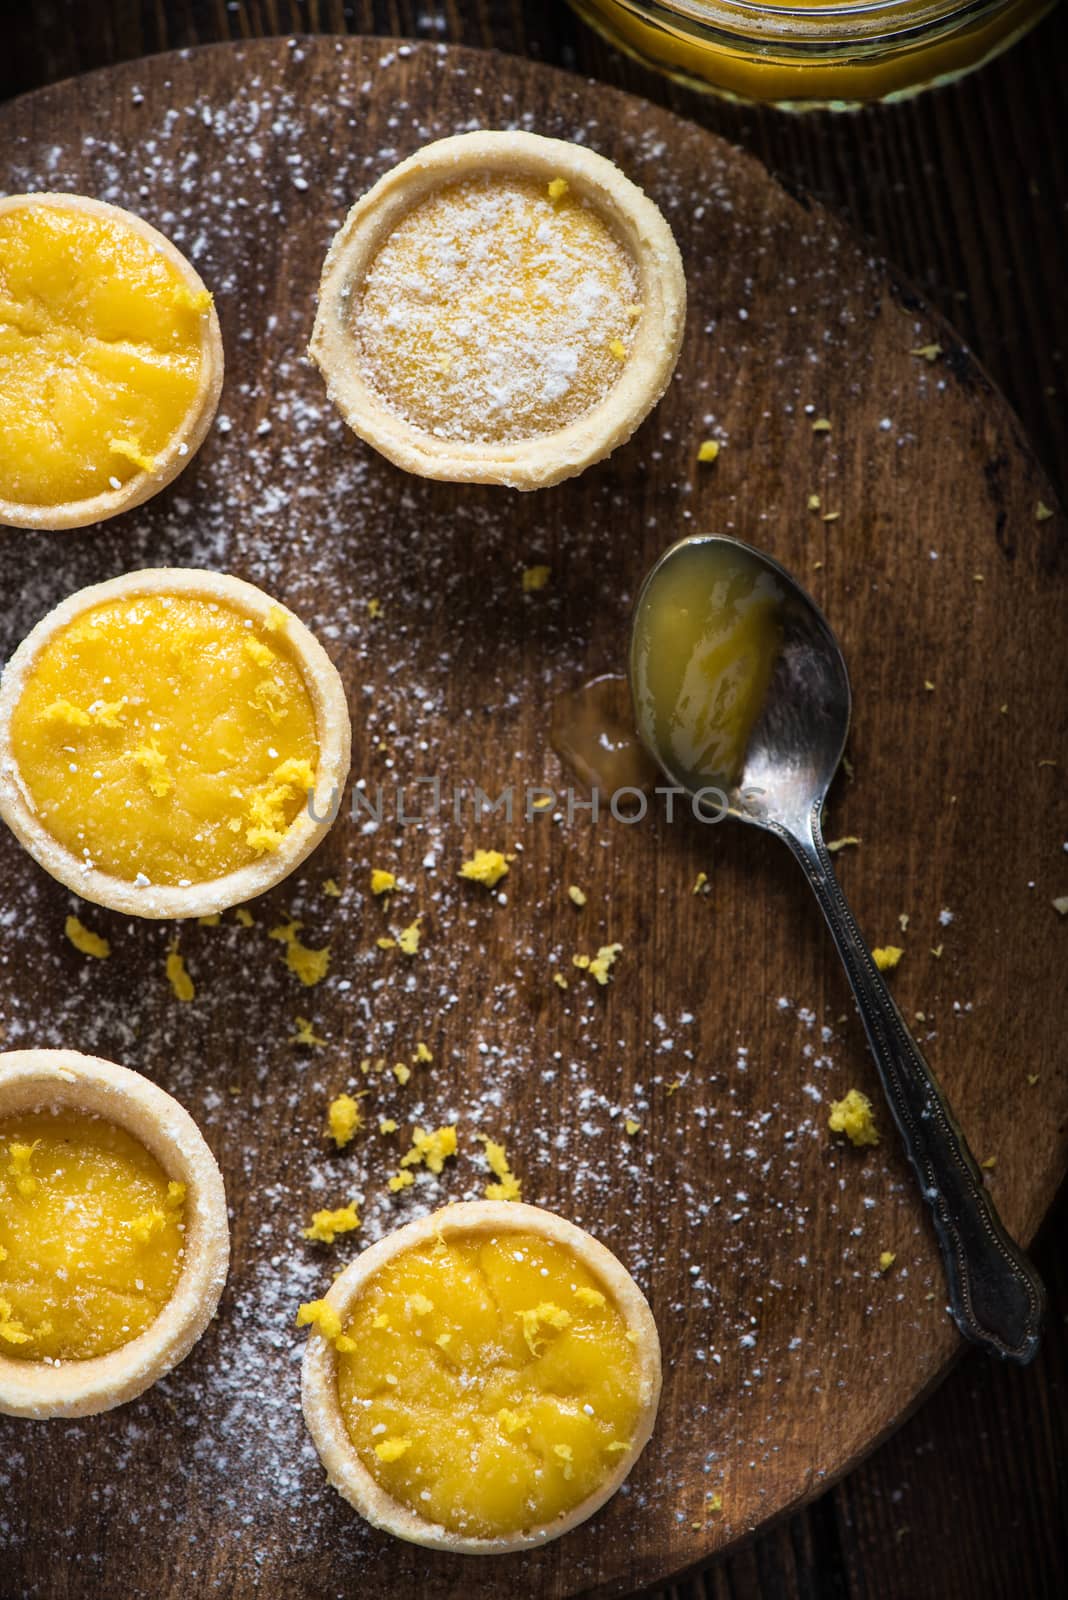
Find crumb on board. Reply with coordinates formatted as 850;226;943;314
572;943;623;985
872;946;904;972
459;849;511;888
399;1124;457;1176
302;1201;360;1244
521;564;551;592
291;1016;325;1048
828;1088;879;1147
327;1092;362;1148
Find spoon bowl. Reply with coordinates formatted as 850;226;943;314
631;534;851;833
629;532;1044;1364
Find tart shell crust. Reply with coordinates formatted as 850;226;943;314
309;131;686;491
0;192;225;532
0;1049;230;1420
0;567;352;919
301;1199;663;1553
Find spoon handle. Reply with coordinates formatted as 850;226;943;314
781;804;1045;1364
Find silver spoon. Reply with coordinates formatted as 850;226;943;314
630;532;1044;1364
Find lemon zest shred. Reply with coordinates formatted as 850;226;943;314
327;1093;362;1147
165;940;195;1002
478;1134;521;1202
302;1202;360;1244
64;915;110;959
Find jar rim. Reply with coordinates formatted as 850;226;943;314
616;0;1032;50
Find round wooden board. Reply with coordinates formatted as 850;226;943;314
0;35;1065;1600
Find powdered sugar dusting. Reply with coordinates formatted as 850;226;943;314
1;34;1052;1599
354;174;639;442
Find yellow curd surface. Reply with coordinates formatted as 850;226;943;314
336;1230;645;1538
355;175;641;444
0;1111;186;1362
632;540;784;792
0;199;214;508
10;592;319;885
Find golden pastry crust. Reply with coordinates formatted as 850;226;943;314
0;1049;229;1420
301;1200;662;1553
0;567;352;919
309;131;686;490
0;192;224;532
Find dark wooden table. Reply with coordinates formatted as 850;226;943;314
4;5;1065;1599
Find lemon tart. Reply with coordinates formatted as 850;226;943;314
0;192;224;531
310;131;686;490
0;568;351;918
300;1200;661;1552
0;1049;229;1419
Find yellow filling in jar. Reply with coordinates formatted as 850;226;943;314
10;592;319;885
0;200;213;508
336;1230;645;1538
355;176;641;443
0;1111;186;1362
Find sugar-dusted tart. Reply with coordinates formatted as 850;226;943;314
0;192;224;531
300;1200;662;1552
0;568;351;918
310;131;686;490
0;1049;229;1419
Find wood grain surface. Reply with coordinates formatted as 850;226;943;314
0;20;1066;1600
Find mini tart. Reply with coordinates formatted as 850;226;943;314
0;1049;229;1419
309;131;686;490
0;192;224;531
300;1200;662;1553
0;568;351;918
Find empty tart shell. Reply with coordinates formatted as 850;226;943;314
309;131;686;490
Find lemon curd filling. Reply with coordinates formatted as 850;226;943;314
0;1111;186;1362
336;1230;646;1538
354;176;642;444
632;540;785;791
10;593;319;885
0;201;214;509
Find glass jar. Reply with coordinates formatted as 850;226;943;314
567;0;1052;109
